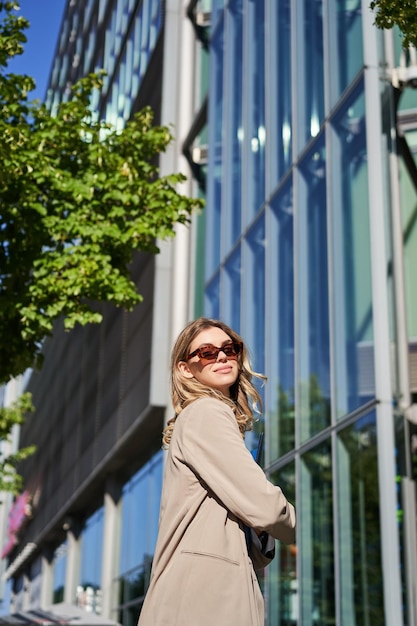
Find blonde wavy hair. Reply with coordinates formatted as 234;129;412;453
162;318;266;447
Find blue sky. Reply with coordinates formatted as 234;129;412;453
7;0;67;102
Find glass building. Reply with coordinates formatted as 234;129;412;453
3;1;417;626
199;2;417;625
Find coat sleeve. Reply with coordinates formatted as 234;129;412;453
177;397;296;544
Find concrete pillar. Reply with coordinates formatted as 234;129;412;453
100;478;123;619
40;547;54;608
64;522;82;605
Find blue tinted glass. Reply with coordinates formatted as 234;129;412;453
337;412;384;624
205;272;220;319
223;0;243;249
80;508;104;590
206;23;224;276
268;181;295;459
328;0;363;106
298;136;331;441
245;0;265;220
99;0;163;126
211;0;225;29
300;440;335;624
244;215;266;376
125;477;149;570
268;461;296;624
268;0;292;189
300;0;325;145
120;451;163;575
52;542;67;603
222;246;241;332
330;82;375;416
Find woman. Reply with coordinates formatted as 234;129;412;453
138;318;296;626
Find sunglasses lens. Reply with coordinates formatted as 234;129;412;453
189;342;243;362
199;347;219;361
223;344;237;356
201;342;242;361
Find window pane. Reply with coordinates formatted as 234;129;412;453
78;508;104;613
268;181;295;460
300;441;335;625
337;413;384;625
330;82;375;417
52;542;67;604
245;0;265;220
327;0;363;106
222;246;241;332
120;451;163;574
298;137;331;442
297;0;325;147
205;272;220;319
116;451;163;620
211;0;225;27
206;21;224;276
244;215;265;377
268;462;297;626
223;0;243;249
268;0;292;189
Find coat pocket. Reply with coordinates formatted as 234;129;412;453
181;550;239;566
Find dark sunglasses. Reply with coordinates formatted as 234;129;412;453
187;341;243;364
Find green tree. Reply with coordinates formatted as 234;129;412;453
370;0;417;48
0;393;35;494
0;1;203;385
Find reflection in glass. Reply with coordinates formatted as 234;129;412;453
211;0;226;29
223;246;241;333
301;0;324;145
205;273;220;320
246;0;265;219
206;22;224;276
223;0;243;249
330;82;375;417
328;0;363;106
120;451;163;575
268;182;295;459
269;0;292;187
300;441;334;625
116;451;163;621
78;507;104;613
268;462;297;626
245;216;266;377
116;560;152;626
52;541;67;604
337;413;384;625
298;137;331;441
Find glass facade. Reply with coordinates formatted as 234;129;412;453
114;450;163;626
77;508;104;613
337;413;384;625
46;0;163;127
203;1;415;625
52;542;67;604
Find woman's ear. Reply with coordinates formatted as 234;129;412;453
177;360;194;379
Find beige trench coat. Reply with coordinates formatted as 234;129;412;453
138;397;296;626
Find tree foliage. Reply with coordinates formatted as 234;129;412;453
370;0;417;49
0;1;203;385
0;392;35;493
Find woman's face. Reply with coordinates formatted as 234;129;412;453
178;326;240;396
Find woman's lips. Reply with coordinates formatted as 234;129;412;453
215;365;233;374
